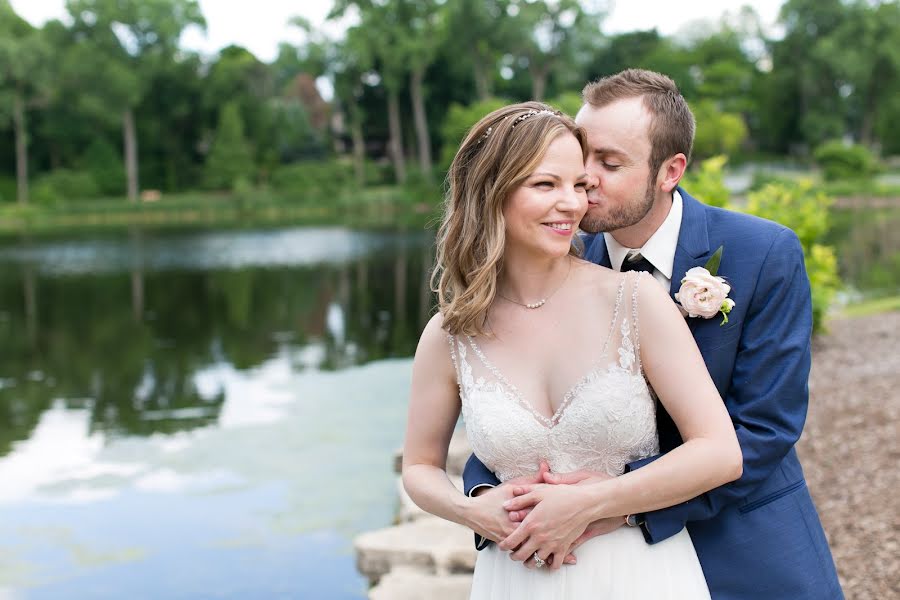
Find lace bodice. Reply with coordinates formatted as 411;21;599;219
448;272;659;482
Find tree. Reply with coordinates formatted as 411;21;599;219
331;1;410;184
202;46;276;180
825;1;900;146
399;0;444;183
64;0;205;201
330;29;375;185
0;2;53;204
505;0;604;101
443;0;512;100
766;0;851;152
205;102;254;190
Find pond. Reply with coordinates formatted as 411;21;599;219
0;207;896;599
0;226;433;599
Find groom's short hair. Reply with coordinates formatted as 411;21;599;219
582;69;695;177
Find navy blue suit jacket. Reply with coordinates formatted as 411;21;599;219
462;188;843;599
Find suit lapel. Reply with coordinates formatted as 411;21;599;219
669;188;712;300
583;233;612;268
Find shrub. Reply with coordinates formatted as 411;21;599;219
439;97;509;169
0;176;16;203
682;155;730;207
270;160;346;202
546;92;583;118
80;138;126;196
205;102;256;191
690;100;748;160
813;140;880;181
31;170;100;204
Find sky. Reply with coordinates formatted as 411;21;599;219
10;0;787;63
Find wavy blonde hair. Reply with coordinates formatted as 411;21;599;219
433;101;587;336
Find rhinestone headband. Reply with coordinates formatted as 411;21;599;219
511;109;560;127
475;109;561;146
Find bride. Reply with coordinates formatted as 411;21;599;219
401;102;742;598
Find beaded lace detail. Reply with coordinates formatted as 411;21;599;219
449;272;659;481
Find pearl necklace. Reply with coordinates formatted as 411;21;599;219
497;259;571;310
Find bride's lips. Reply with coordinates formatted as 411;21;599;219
541;221;574;236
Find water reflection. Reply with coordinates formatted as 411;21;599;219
0;227;434;598
0;227;435;452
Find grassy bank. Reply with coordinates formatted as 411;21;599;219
840;295;900;318
0;186;440;236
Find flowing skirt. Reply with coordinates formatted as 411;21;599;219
469;526;710;599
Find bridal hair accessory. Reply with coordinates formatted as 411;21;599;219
511;109;560;127
532;552;546;568
674;246;735;326
476;109;562;145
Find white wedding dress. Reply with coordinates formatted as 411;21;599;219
449;272;711;599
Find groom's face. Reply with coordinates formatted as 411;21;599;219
576;97;657;234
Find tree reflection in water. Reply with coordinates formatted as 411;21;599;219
0;228;435;458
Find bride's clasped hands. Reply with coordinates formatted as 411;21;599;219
499;467;623;570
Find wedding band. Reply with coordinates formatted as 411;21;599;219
532;552;546;568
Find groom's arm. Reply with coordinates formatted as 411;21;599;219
627;227;813;544
463;454;502;550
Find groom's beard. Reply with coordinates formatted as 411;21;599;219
579;177;655;234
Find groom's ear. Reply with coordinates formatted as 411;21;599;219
658;153;688;193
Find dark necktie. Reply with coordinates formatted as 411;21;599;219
620;251;655;274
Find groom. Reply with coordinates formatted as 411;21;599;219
462;69;843;599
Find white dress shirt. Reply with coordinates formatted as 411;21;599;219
603;190;684;290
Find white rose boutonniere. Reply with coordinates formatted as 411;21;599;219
674;246;735;326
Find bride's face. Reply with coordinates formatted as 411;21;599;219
503;133;588;258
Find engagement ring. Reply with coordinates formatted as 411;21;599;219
532;552;546;568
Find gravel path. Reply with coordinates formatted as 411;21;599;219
803;311;900;599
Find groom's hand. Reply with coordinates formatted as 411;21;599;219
466;462;550;543
543;468;613;487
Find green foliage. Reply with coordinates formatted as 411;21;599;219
745;181;841;332
682;155;731;208
205;102;255;191
0;175;16;203
80;138;126;196
805;244;841;332
31;169;100;204
439;97;509;169
690;101;748;160
269;160;346;201
546;92;583;118
813;140;881;181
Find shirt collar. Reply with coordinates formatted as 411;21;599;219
603;189;683;280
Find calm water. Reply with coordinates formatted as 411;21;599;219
0;210;896;599
0;226;434;599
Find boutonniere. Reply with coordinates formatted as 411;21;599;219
674;245;735;326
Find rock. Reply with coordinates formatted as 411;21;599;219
369;566;472;600
354;517;477;584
